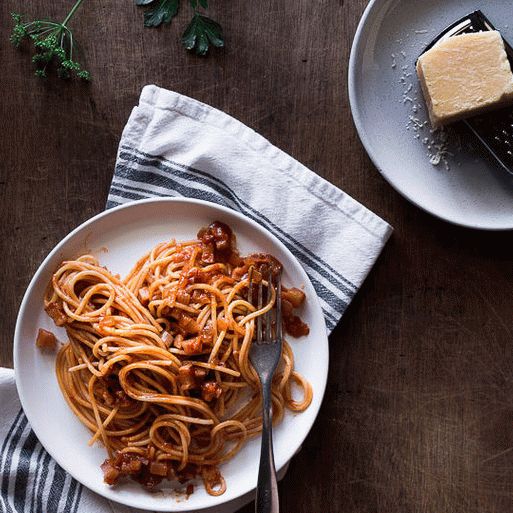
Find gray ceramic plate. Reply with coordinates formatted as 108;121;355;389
349;0;513;230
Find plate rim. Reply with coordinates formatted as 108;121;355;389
348;0;513;232
13;197;329;512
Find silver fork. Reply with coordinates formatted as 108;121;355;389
248;266;282;513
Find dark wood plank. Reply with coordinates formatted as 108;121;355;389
1;1;512;512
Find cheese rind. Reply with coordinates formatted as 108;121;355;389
416;31;513;128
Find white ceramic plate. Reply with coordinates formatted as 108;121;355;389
349;0;513;230
14;198;329;512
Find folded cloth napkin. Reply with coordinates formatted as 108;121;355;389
1;85;392;513
109;85;392;332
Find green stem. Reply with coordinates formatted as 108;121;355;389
62;0;85;27
32;27;57;38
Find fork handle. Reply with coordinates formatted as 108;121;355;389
255;379;279;513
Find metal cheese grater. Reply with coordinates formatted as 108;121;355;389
421;10;513;177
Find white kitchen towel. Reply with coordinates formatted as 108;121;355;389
1;85;392;513
108;85;393;333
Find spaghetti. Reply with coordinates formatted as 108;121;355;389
42;221;312;496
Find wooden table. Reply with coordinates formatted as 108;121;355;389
1;1;512;511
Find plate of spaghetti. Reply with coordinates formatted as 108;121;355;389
14;198;329;511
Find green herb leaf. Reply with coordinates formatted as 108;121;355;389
181;13;223;56
136;0;225;56
189;0;208;10
144;0;179;27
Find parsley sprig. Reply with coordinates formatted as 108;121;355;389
136;0;224;56
10;0;90;80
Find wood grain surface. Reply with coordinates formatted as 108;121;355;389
1;1;512;512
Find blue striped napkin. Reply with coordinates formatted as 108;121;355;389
1;85;392;513
108;85;392;333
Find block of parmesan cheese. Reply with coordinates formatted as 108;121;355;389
416;31;513;128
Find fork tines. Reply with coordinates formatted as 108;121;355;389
248;266;282;344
